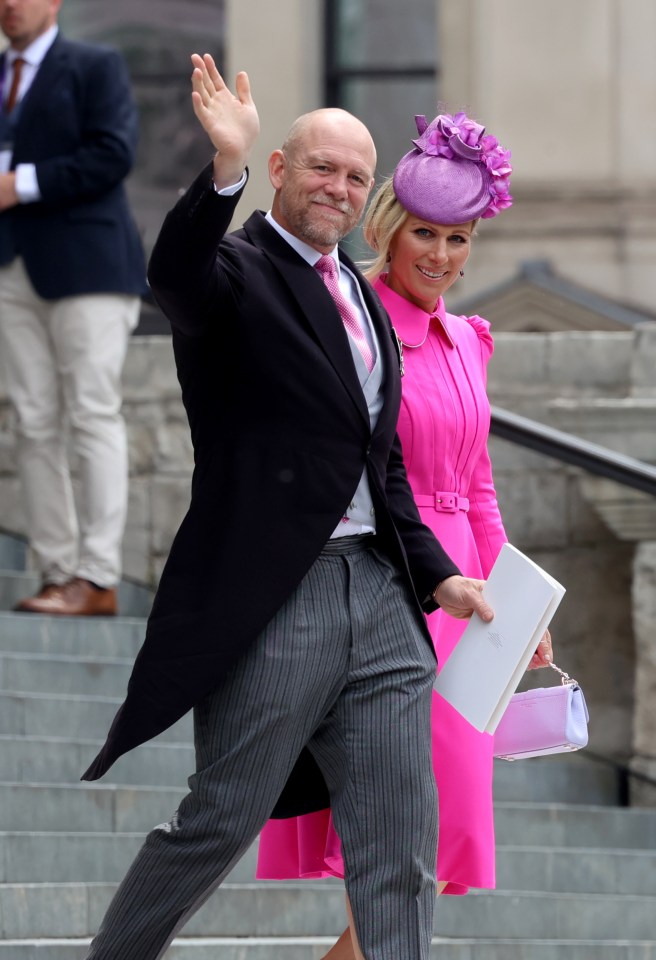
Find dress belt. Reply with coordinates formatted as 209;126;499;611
414;491;470;514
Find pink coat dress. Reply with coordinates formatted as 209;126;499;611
256;277;507;894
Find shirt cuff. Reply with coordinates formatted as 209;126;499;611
14;164;41;203
212;170;248;196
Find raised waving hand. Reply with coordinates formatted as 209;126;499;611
190;53;260;189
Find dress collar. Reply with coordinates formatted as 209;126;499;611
373;275;454;349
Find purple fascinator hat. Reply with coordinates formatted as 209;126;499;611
393;112;513;223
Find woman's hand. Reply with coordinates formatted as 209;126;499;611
527;628;552;670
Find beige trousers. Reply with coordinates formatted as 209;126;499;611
0;258;139;587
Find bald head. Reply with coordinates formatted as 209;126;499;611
268;108;377;253
282;108;377;171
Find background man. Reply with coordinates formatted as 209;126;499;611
0;0;146;615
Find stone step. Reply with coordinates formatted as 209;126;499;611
0;610;145;658
2;830;655;895
0;732;621;806
494;800;656;850
0;534;28;573
0;833;260;885
0;571;153;618
0;782;183;833
0;690;192;743
1;882;655;940
0;781;654;845
0;734;193;787
0;623;624;801
3;938;655;960
0;636;613;795
493;754;621;806
0;651;133;697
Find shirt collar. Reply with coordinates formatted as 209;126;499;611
264;211;340;271
8;24;58;67
373;274;454;348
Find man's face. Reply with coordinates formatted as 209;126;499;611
269;113;376;253
0;0;61;50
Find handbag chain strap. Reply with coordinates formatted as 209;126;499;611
549;661;579;687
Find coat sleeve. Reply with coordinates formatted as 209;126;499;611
467;443;507;578
462;312;507;577
147;164;247;336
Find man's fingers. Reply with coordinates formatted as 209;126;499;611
190;58;212;109
190;54;223;103
473;594;494;623
467;580;494;622
203;53;226;91
235;70;253;105
190;57;251;116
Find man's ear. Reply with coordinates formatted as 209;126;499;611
268;149;286;189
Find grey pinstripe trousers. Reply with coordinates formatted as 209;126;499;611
85;537;439;959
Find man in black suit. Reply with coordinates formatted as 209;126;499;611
0;0;146;615
82;54;493;960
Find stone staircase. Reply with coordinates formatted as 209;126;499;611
0;531;655;958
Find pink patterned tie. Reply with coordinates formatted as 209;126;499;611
315;255;374;372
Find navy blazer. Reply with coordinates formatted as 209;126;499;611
0;34;146;299
81;165;460;813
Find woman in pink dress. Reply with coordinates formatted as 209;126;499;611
257;111;552;959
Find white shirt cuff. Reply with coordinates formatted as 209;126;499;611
15;164;41;203
212;170;248;196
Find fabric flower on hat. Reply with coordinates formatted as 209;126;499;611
407;112;513;219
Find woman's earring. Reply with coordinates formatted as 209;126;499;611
459;269;465;278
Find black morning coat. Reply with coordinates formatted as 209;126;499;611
81;163;461;815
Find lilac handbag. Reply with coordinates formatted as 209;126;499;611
493;663;589;761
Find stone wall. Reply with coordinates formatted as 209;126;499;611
1;325;655;776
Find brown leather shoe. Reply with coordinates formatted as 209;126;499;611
14;583;60;613
14;578;118;616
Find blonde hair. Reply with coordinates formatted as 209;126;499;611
361;178;409;280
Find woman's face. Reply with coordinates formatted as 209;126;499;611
386;216;474;313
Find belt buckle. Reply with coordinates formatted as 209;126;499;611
435;493;457;513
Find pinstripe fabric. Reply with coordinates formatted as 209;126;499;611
85;538;438;960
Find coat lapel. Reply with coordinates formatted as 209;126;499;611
242;212;370;426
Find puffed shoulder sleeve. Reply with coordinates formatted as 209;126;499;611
462;314;494;364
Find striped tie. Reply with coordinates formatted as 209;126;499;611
315;255;374;372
